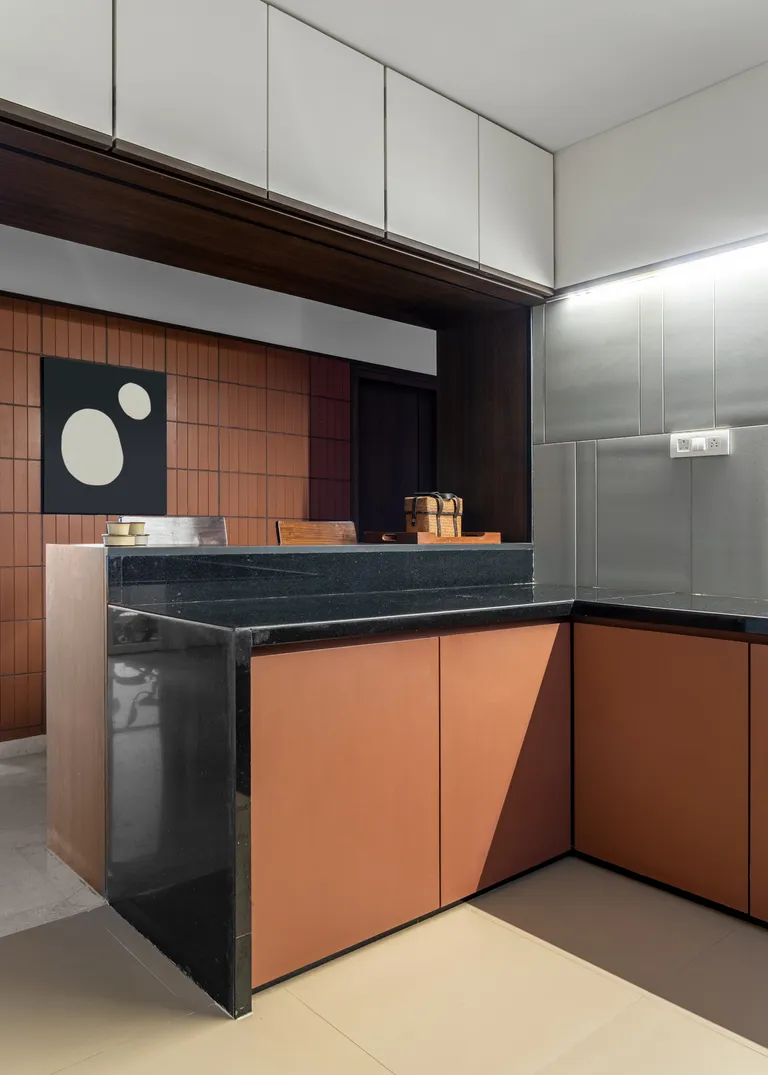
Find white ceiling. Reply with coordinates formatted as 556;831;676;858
273;0;768;150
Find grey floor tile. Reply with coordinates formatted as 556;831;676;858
472;857;735;993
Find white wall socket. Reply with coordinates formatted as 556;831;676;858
670;429;730;458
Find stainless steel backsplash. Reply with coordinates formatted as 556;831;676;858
533;261;768;596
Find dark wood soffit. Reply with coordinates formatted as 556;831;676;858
0;120;549;329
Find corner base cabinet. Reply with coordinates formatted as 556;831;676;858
250;636;440;988
440;623;571;905
574;624;749;912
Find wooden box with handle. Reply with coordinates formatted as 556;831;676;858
404;493;463;538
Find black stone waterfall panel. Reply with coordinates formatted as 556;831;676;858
105;606;248;1016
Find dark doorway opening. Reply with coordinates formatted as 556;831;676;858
353;370;437;535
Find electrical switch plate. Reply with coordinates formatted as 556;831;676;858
670;429;730;458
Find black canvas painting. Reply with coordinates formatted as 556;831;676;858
42;357;167;515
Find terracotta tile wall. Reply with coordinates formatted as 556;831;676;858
0;295;352;740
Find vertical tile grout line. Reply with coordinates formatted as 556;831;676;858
571;440;577;588
593;440;598;588
709;273;714;427
637;287;642;436
661;281;666;434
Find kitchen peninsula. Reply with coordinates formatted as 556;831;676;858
46;542;768;1017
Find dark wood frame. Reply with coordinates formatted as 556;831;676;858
437;309;531;543
349;360;438;532
0;118;548;329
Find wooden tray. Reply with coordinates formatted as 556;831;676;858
364;531;501;545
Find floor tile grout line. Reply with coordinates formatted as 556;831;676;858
45;1011;200;1075
285;990;399;1075
463;901;648;994
527;993;651;1075
467;894;740;1001
101;923;188;1003
532;989;768;1074
647;990;768;1061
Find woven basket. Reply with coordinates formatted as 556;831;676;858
404;493;463;537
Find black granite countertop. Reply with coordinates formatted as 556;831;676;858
113;583;573;644
111;583;768;646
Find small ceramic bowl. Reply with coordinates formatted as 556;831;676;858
103;534;135;546
128;521;145;535
106;521;131;536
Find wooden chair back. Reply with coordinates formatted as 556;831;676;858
276;520;357;546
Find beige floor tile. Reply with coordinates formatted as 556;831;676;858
86;905;214;1012
536;996;768;1074
52;987;392;1075
472;858;735;993
0;909;211;1075
654;918;768;1050
287;904;641;1075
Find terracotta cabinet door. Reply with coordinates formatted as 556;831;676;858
440;623;571;906
750;645;768;921
250;636;440;988
574;624;748;912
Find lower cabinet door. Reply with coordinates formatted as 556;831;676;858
574;624;748;912
250;636;440;987
440;623;571;906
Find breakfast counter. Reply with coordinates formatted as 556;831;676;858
45;542;768;1017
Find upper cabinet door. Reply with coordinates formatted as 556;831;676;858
479;118;554;288
386;72;479;263
268;10;385;232
116;0;267;190
0;0;111;138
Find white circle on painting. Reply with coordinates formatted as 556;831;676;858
61;409;124;486
118;382;151;420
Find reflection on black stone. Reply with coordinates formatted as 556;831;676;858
106;608;237;1014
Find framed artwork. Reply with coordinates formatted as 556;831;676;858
41;356;167;515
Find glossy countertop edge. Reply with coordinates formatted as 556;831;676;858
246;597;575;646
574;599;768;636
109;583;768;647
104;542;533;557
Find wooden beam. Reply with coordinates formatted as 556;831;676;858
0;119;550;329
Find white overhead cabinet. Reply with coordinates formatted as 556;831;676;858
115;0;268;189
0;0;112;138
385;72;479;263
479;118;554;288
268;10;385;231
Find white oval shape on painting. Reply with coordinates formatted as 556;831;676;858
118;382;151;420
61;409;124;486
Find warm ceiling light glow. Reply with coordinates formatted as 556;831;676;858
564;237;768;304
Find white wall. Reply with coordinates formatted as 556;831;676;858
0;225;436;374
556;62;768;289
